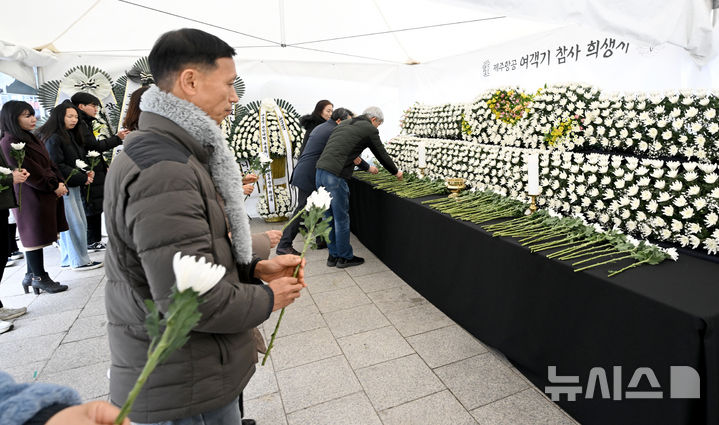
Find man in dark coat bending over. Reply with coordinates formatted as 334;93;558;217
315;106;402;268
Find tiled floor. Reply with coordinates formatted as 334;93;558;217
0;219;579;424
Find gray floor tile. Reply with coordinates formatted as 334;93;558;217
0;293;35;309
0;275;29;297
0;332;63;367
269;327;342;371
337;326;414;369
276;355;362;413
385;303;455;337
407;325;487;368
262;302;324;339
380;390;477;425
344;258;390;277
323;304;390;338
287;391;382;425
244;357;279;401
4;360;46;383
64;314;108;342
0;309;81;342
470;388;577;425
312;286;371;313
366;285;427;314
356;353;445;411
79;296;107;318
351;270;405;293
244;392;288;425
54;266;107;281
304;261;343;278
40;361;110;401
307;271;357;295
435;353;528;410
44;335;110;374
24;283;95;317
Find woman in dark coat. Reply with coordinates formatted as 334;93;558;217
0;101;68;294
297;99;332;155
38;101;102;271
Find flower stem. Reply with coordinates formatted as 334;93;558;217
608;259;650;277
574;254;634;273
114;334;169;424
262;221;315;365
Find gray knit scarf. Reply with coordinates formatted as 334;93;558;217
140;86;252;263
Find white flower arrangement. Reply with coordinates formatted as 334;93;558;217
388;135;719;255
228;100;304;161
256;184;293;220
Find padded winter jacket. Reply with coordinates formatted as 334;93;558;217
103;110;273;422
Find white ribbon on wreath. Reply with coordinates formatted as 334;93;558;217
270;102;298;207
258;102;276;213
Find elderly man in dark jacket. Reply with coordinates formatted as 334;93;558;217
276;107;377;255
315;107;402;268
104;29;306;425
70;92;128;252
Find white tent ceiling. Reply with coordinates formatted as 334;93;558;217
1;0;566;64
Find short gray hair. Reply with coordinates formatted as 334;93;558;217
363;106;384;123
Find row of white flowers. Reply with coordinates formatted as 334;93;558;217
401;83;719;162
387;135;719;255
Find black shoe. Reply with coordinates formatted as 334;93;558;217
31;274;68;294
242;420;256;425
21;273;33;294
87;242;106;252
276;246;300;256
326;255;338;267
336;256;365;268
315;238;328;249
9;251;23;260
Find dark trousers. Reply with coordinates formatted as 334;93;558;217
8;222;18;254
277;187;311;251
86;213;102;244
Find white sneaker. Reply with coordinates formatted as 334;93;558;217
6;259;17;267
0;320;13;334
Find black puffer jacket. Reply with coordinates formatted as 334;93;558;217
45;132;90;188
76;111;122;215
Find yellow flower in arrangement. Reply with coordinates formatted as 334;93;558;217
486;88;534;125
461;113;472;135
544;115;582;147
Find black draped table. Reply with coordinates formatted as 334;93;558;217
348;178;719;425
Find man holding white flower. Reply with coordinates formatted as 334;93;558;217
104;28;305;425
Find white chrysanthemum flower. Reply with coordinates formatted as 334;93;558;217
10;143;25;150
76;159;88;169
0;167;11;175
172;252;226;296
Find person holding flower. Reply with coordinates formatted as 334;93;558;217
71;92;130;252
0;100;69;294
39;101;103;271
103;29;306;425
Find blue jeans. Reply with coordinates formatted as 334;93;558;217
132;397;241;425
59;186;91;267
315;168;353;259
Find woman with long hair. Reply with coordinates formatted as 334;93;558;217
38;101;102;271
121;85;151;131
297;99;333;155
0;101;69;294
